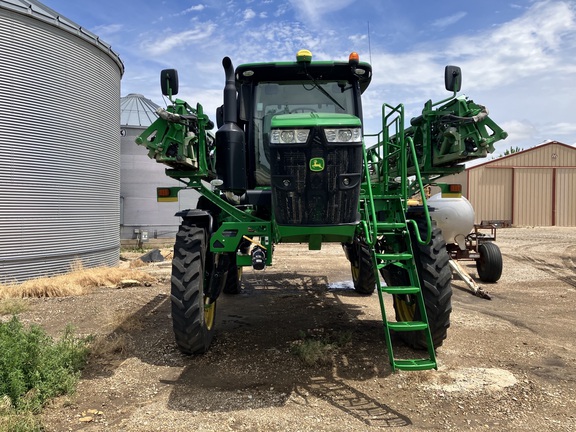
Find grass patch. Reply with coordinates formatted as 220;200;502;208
0;260;156;300
0;316;91;430
0;298;29;316
292;330;353;366
292;339;336;366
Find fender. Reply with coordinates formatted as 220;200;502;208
175;209;213;234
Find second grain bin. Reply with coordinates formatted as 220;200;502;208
120;93;198;244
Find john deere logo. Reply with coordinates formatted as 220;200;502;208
309;157;325;172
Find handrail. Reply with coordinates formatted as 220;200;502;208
360;138;378;246
406;136;432;245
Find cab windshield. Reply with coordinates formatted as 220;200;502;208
252;81;357;184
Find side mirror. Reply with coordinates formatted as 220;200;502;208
444;65;462;92
160;69;179;96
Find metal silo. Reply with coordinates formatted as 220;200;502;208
0;0;124;282
120;93;198;243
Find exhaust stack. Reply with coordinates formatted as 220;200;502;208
216;57;246;192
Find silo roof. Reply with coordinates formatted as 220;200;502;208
121;93;160;127
0;0;124;74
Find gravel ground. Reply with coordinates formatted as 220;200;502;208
16;226;576;431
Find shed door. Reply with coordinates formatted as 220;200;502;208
513;169;553;226
555;168;576;226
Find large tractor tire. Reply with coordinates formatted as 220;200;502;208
381;220;453;350
476;242;503;283
346;236;376;295
223;252;242;295
171;221;215;354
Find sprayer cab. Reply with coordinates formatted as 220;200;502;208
214;52;373;228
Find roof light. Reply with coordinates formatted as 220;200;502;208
297;49;312;63
349;52;359;65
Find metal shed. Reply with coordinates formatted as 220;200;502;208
0;0;124;282
443;141;576;227
120;94;199;243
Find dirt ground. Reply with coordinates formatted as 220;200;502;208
16;227;576;431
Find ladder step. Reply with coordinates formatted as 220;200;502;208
380;286;420;295
394;359;437;371
375;252;413;261
387;321;429;331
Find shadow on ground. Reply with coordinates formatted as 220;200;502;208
83;269;417;427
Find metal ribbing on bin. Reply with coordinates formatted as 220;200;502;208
0;0;124;282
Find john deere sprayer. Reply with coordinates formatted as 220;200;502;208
136;50;507;371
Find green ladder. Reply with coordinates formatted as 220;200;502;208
370;198;437;372
361;103;437;372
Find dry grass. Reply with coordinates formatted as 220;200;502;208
0;260;156;300
0;298;29;316
128;259;148;268
90;332;130;357
89;308;145;358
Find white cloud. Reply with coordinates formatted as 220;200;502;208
243;9;256;21
498;119;539;146
143;24;216;56
348;34;367;43
448;1;576;89
541;122;576;136
92;23;123;36
432;12;467;28
289;0;355;23
174;5;206;16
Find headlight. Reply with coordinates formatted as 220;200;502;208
270;129;310;144
324;127;362;143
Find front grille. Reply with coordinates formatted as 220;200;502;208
270;128;362;225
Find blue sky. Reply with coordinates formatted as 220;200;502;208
40;0;576;154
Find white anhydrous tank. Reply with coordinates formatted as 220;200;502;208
428;193;475;250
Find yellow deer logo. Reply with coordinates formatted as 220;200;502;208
309;157;325;172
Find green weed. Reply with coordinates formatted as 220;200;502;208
292;330;353;366
0;316;91;416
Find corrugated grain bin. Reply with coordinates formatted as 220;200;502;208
0;0;124;282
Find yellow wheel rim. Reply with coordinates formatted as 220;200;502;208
395;296;416;321
351;265;359;282
204;297;215;330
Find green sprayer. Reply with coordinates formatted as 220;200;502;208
136;50;507;371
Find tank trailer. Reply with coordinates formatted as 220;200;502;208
136;50;507;371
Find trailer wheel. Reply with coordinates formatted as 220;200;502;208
476;242;503;283
223;253;242;295
348;236;376;295
382;220;452;350
171;221;215;354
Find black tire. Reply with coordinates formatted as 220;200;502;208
347;236;376;295
476;242;503;283
223;253;242;295
171;221;215;354
381;220;453;350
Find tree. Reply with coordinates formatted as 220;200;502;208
498;146;523;158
